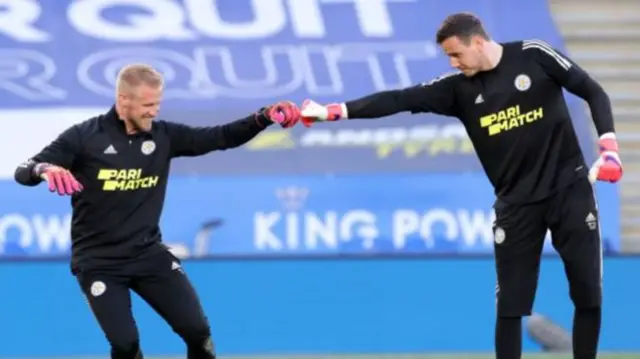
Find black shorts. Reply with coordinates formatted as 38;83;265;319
75;249;213;355
493;177;603;317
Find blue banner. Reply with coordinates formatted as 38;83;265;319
0;0;617;258
0;174;621;258
0;0;596;176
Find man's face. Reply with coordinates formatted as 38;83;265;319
120;84;162;132
440;35;484;76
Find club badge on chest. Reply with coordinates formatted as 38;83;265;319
141;140;156;155
514;74;532;92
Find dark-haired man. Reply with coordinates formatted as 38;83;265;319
298;12;622;359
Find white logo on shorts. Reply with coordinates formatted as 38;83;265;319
585;212;597;230
494;227;506;244
203;337;214;353
90;281;106;297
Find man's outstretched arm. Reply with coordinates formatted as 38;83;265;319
166;101;300;158
300;73;461;126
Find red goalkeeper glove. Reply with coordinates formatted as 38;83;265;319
588;133;623;183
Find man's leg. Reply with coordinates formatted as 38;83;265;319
76;271;142;359
493;199;548;359
132;250;215;359
547;177;602;359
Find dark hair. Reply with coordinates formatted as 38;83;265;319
436;12;490;45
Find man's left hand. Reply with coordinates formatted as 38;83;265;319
264;101;301;128
589;133;623;183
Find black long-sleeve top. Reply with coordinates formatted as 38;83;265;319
15;105;271;271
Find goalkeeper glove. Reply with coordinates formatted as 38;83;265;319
261;101;301;128
588;132;623;183
300;99;348;127
33;163;83;196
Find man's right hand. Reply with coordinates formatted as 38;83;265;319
33;163;83;196
300;99;348;127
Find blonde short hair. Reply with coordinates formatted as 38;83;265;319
116;64;164;95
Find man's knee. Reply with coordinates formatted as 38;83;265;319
176;319;215;354
569;282;602;309
564;258;602;308
496;283;536;317
109;337;142;359
179;323;211;343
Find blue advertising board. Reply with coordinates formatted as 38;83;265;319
0;174;621;258
0;0;597;176
0;257;638;357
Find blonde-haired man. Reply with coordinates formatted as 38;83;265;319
15;63;301;359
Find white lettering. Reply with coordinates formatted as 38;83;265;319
77;46;306;99
31;214;72;252
347;0;399;37
0;213;71;255
391;209;495;249
185;0;285;39
193;46;304;98
253;208;500;252
339;210;378;249
254;212;283;250
0;0;418;44
252;210;378;251
0;50;65;100
288;0;407;38
287;0;325;38
0;0;49;42
285;212;300;249
458;210;495;247
62;39;435;100
298;45;343;95
77;48;200;98
0;214;32;254
336;42;437;90
419;209;458;246
392;210;420;248
305;212;338;249
301;42;437;96
65;0;407;41
68;0;194;42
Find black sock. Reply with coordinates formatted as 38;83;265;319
573;307;601;359
495;316;522;359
